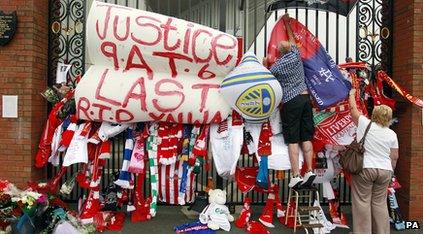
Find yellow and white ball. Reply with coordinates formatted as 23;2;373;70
220;52;283;122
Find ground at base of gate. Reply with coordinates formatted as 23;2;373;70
102;205;414;233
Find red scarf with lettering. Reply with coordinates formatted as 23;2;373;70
377;71;423;108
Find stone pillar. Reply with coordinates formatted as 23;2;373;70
0;0;48;187
392;0;423;221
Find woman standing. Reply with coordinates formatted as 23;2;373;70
348;88;399;234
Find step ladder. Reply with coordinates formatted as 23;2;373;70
285;186;323;233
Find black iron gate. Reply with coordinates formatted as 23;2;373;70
47;0;393;205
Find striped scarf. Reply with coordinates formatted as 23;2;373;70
146;123;159;217
158;160;195;205
114;127;134;189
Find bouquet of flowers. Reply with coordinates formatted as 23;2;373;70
11;191;48;217
0;180;49;231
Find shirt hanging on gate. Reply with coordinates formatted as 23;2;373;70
210;116;244;179
62;123;89;167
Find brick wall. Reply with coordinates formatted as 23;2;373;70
0;0;48;187
393;0;423;221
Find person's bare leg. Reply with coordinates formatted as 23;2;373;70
301;141;313;171
288;143;300;176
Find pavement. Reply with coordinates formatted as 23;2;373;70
104;205;419;234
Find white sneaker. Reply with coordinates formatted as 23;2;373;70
289;176;303;188
302;171;317;186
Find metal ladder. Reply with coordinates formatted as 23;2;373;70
285;186;324;233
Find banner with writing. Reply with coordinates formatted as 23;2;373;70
313;109;356;146
267;17;351;110
75;1;241;124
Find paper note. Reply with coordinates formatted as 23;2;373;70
2;95;18;118
56;62;72;84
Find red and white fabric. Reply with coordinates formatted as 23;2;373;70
158;160;195;205
216;119;229;138
35;90;74;168
246;220;270;234
59;115;78;151
131;166;151;222
314;108;358;146
192;125;210;157
257;121;272;156
312;101;350;113
157;123;182;165
259;193;275;228
89;144;106;189
98;140;111;159
235;197;252;228
76;163;90;189
128;131;146;174
63;123;91;167
231;110;244;127
170;124;183;157
88;129;101;145
157;123;171;164
79;187;101;224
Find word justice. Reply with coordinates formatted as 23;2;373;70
76;69;224;124
95;4;239;79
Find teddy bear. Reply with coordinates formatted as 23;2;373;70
199;189;234;231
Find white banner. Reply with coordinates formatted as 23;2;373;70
76;1;241;124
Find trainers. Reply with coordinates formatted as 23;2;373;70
302;171;316;186
288;176;303;188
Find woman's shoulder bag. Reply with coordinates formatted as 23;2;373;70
339;121;372;174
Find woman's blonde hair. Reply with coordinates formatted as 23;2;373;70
371;105;392;127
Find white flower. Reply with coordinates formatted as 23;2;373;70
25;191;41;200
60;184;73;195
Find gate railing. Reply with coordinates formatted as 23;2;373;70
47;0;393;206
50;133;352;205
